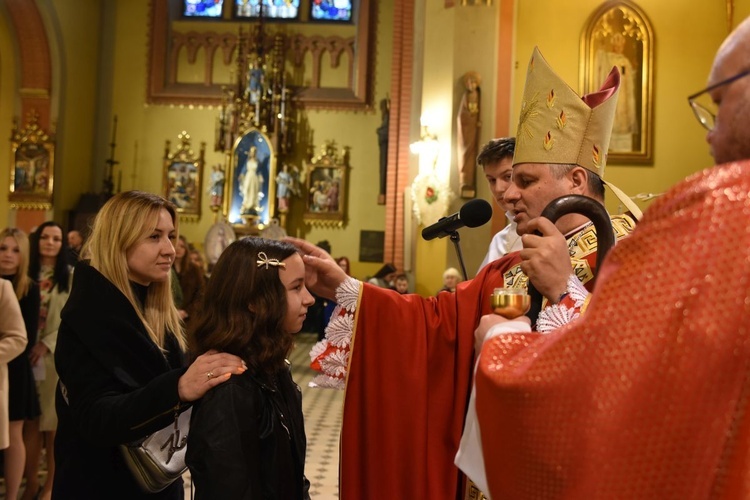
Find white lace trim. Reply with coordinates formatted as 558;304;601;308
309;339;328;360
336;277;361;312
318;347;349;377
536;274;589;334
566;273;589;302
309;374;346;390
326;307;354;348
307;278;361;390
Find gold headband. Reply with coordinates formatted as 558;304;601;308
256;251;286;269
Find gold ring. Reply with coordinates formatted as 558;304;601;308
206;371;214;380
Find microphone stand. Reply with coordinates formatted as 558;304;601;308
448;231;469;281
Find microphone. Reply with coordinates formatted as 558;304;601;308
421;199;493;241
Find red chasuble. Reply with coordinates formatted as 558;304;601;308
339;257;515;499
334;214;633;499
476;161;750;499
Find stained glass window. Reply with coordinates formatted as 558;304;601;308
184;0;224;17
310;0;352;22
235;0;300;20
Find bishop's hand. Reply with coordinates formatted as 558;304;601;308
519;217;574;303
284;237;348;301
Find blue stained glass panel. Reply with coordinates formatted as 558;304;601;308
235;0;300;19
310;0;352;22
184;0;224;17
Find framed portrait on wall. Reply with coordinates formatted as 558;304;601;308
580;0;654;164
163;131;205;219
303;141;348;227
225;127;277;230
8;115;55;210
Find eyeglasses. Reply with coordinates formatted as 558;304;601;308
687;68;750;131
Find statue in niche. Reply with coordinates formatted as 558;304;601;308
275;163;300;213
456;71;481;199
207;163;225;209
376;97;390;205
239;146;263;215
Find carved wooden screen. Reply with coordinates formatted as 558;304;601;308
148;0;374;110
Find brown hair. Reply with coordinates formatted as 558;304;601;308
335;256;351;275
188;237;297;374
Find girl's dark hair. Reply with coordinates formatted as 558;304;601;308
29;221;70;293
188;237;297;373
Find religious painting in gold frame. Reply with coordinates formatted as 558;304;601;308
9;114;55;210
163;131;204;219
303;141;348;228
225;127;277;232
580;0;654;164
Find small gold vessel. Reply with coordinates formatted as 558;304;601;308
491;288;531;319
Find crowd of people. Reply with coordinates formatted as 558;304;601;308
0;15;747;500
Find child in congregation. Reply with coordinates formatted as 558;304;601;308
393;273;409;294
186;237;314;499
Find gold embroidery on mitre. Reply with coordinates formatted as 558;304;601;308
556;109;566;130
518;92;540;143
592;144;601;169
543;131;555;150
546;89;556;108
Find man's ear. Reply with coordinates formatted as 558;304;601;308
568;167;588;195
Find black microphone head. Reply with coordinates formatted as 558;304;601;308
459;199;493;228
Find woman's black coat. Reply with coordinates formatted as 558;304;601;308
53;263;187;500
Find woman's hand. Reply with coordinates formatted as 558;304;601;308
178;350;247;402
284;237;349;301
29;342;49;366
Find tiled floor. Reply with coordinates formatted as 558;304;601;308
182;332;343;499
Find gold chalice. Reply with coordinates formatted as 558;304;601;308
491;288;531;319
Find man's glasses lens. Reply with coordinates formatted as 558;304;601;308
689;100;716;131
687;68;750;131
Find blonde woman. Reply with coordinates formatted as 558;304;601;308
53;191;246;499
19;222;69;500
0;228;39;500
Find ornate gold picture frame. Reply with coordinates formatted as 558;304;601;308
225;127;277;232
9;113;55;210
163;131;205;219
303;141;348;227
580;0;654;164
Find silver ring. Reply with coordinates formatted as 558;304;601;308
206;371;214;380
